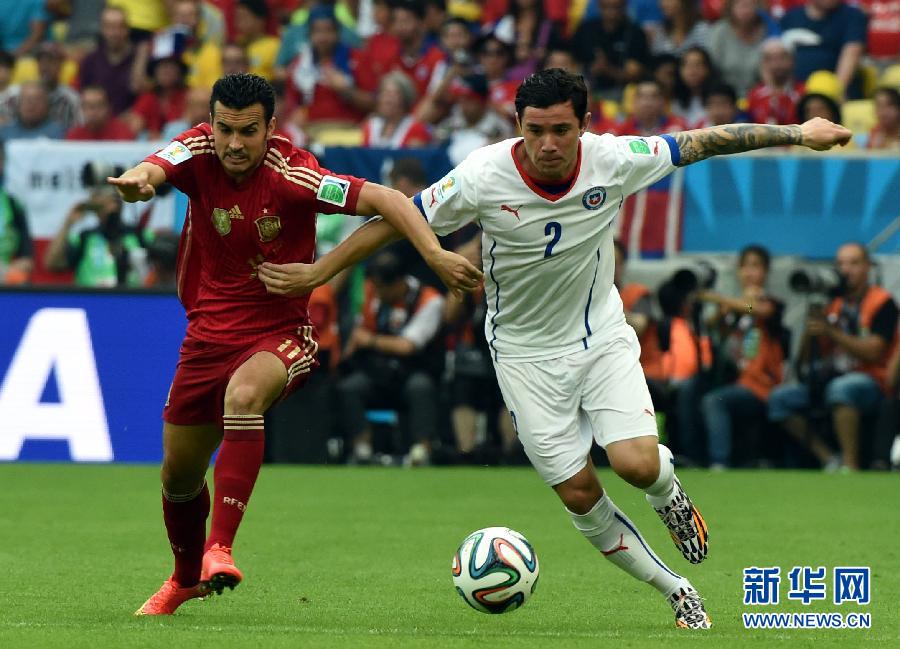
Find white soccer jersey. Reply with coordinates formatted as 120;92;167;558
414;131;680;361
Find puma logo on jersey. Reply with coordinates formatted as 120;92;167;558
644;408;655;417
428;186;439;208
500;204;522;220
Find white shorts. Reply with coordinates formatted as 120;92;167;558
493;323;658;486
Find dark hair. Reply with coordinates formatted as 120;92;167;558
238;0;269;19
389;157;427;188
0;50;13;69
515;68;588;122
211;73;275;122
391;0;426;19
441;16;470;32
368;251;405;284
703;81;737;105
739;244;771;270
674;46;717;110
874;86;900;108
797;92;842;125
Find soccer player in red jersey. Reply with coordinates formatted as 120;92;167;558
109;73;482;616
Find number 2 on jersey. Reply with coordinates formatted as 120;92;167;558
544;221;562;258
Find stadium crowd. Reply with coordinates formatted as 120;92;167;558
0;0;898;469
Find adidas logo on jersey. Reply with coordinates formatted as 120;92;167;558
228;205;244;220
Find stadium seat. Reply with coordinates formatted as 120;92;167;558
309;125;364;147
880;64;900;90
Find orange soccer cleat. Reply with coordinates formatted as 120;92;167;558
201;544;243;595
134;579;208;616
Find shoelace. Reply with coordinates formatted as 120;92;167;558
675;593;708;627
663;506;696;542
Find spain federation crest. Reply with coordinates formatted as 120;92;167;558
255;215;282;242
212;208;231;235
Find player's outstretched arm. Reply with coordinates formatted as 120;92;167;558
672;117;852;166
107;162;167;202
355;183;483;292
259;216;400;296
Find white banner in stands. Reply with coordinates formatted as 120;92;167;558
4;139;180;238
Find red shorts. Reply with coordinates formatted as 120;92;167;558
163;325;320;425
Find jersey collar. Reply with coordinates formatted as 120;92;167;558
510;139;582;202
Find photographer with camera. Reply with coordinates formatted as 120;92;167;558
698;245;787;469
768;243;898;471
45;163;150;287
336;250;445;466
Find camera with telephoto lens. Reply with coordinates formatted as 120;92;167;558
789;267;846;297
670;260;718;293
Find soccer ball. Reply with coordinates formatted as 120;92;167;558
451;527;539;614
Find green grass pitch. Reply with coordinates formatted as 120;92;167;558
0;465;897;648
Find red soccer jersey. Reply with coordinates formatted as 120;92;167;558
144;123;366;344
747;81;804;125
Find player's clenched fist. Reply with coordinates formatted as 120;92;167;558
800;117;852;151
107;170;156;202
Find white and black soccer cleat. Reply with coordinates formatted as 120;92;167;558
670;586;712;629
649;478;709;564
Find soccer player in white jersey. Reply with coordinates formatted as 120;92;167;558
258;69;852;629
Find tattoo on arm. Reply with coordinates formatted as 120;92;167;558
673;124;803;166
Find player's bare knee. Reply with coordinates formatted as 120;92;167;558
612;455;659;489
224;382;266;414
160;462;205;496
554;474;603;514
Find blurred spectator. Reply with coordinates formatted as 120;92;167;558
0;82;65;141
161;0;223;89
45;185;150;287
161;86;211;140
567;0;651;97
490;0;561;79
442;285;521;465
0;0;48;58
389;156;428;198
235;0;280;80
0;52;15;126
437;74;514;164
618;79;688;136
78;6;139;116
768;243;898;471
856;0;900;60
391;0;446;100
354;0;402;87
143;228;179;289
337;250;445;465
542;48;579;73
61;0;105;56
747;38;804;125
66;86;136;140
479;35;518;122
649;0;711;57
697;81;750;126
643;269;713;463
221;42;250;76
413;17;475;124
614;238;653;340
107;0;170;36
361;71;432;147
672;46;717;127
0;147;33;285
423;0;449;42
650;53;681;98
707;0;771;97
867;87;900;150
284;6;375;129
781;0;866;97
699;245;787;469
797;90;842;123
34;43;81;130
126;55;188;139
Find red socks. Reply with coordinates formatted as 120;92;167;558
162;482;210;587
205;414;266;551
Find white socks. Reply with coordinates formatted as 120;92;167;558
644;444;677;508
569;493;689;597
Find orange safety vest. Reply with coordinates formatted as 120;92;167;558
825;285;898;391
307;284;340;370
736;321;785;401
641;316;712;383
620;282;650;312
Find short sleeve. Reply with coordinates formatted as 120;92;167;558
870;299;898;343
273;146;366;215
144;127;210;195
843;7;868;45
615;134;680;196
412;157;479;236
